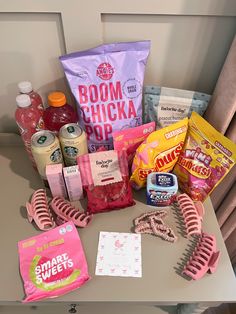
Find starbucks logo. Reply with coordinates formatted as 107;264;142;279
64;146;78;157
50;148;62;162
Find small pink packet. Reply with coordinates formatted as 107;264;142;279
18;222;90;302
113;122;156;166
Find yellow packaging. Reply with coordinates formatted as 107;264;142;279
130;118;188;189
173;112;236;201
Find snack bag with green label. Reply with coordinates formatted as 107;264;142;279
18;222;90;302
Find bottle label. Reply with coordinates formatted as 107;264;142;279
36;117;45;131
37;103;44;111
16;121;27;136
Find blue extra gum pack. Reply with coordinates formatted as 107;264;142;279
146;172;178;207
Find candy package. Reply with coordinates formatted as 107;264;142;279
173;112;236;201
130;118;188;189
113;122;156;167
78;150;134;213
18;222;90;302
60;41;150;152
143;86;210;128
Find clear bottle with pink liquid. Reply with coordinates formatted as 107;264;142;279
18;81;44;112
15;94;45;167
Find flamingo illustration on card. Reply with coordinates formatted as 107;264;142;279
95;232;142;277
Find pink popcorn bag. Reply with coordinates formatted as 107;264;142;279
60;41;150;152
18;222;90;302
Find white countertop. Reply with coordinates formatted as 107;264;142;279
0;134;235;305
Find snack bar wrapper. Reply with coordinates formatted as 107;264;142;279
18;222;90;302
113;122;156;168
130;118;188;189
60;41;150;152
173;112;236;202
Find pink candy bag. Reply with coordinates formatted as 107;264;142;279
60;41;150;152
77;150;134;214
18;222;90;302
113;122;156;167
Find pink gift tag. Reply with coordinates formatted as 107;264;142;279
95;232;142;277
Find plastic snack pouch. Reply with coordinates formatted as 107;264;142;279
77;150;134;213
60;41;150;152
113;122;156;167
130;118;188;189
18;222;90;302
174;112;236;201
143;86;210;128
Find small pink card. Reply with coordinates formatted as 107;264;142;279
95;232;142;277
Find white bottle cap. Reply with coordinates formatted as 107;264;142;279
16;94;31;108
18;81;33;93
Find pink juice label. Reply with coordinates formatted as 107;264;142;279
60;41;150;152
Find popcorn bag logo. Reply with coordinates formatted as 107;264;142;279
78;81;137;143
29;253;81;291
96;63;114;80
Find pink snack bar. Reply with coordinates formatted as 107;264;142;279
46;164;67;199
18;222;90;302
63;165;83;202
113;122;156;167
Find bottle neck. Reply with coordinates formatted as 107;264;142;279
20;90;33;95
16;104;32;109
50;103;66;108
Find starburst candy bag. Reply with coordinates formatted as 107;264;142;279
18;222;90;302
60;41;150;152
78;150;134;213
173;112;236;201
130;118;188;189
